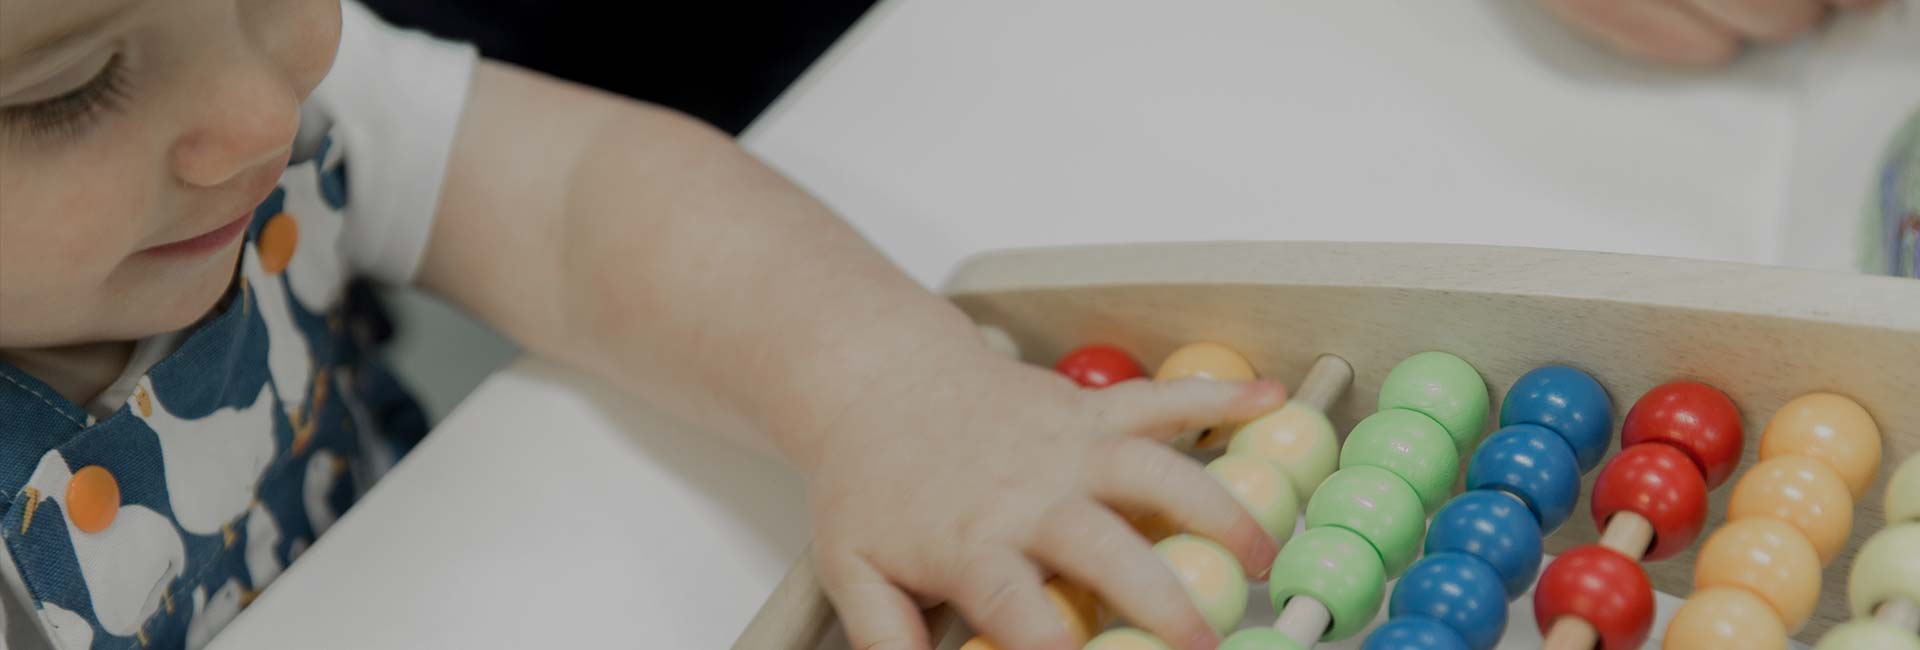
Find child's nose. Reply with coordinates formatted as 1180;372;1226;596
168;69;301;189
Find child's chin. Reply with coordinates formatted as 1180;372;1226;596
143;247;246;333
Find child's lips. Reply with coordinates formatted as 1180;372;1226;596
138;211;253;258
140;164;283;259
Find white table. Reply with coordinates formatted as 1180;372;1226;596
216;0;1911;647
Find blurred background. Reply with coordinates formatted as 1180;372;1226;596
358;0;879;420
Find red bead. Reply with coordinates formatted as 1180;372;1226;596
1054;344;1145;389
1621;381;1744;489
1589;443;1710;561
1533;545;1656;650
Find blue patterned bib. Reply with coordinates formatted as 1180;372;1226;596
0;135;427;650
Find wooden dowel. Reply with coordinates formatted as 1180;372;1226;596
1293;354;1354;414
1543;512;1652;650
1877;599;1920;632
1597;512;1654;560
1543;616;1599;650
1272;596;1332;647
733;543;834;650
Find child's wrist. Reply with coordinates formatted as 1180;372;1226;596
767;321;1047;476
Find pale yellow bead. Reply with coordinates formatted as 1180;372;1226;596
1887;453;1920;525
1849;523;1920;622
1085;628;1172;650
1227;402;1339;505
1155;534;1247;634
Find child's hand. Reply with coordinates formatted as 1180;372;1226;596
802;351;1287;650
1543;0;1882;66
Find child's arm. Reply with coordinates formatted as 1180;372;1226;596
417;61;1284;650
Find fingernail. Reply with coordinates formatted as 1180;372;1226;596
1242;380;1286;402
1187;630;1220;650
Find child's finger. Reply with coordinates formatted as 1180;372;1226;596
1086;438;1278;576
1683;0;1825;41
1095;378;1285;442
1029;500;1219;650
944;552;1077;650
819;554;934;650
1545;0;1742;66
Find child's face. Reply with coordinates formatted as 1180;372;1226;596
0;0;340;349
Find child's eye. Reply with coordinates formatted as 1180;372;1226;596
0;53;130;143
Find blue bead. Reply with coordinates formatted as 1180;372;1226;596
1389;553;1510;650
1466;424;1582;534
1498;365;1613;473
1362;616;1471;650
1424;489;1544;600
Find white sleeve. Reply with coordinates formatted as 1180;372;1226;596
300;1;478;285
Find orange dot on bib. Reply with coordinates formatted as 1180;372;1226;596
257;213;299;275
67;465;120;534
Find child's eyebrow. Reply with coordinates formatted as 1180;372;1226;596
0;0;136;69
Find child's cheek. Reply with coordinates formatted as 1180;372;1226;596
255;0;343;102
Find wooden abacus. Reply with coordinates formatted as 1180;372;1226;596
734;242;1920;649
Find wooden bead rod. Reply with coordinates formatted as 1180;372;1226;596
1273;595;1334;646
1259;355;1357;649
1292;354;1353;414
1876;599;1920;632
1598;512;1655;559
1543;512;1655;650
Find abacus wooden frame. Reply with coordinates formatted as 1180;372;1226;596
738;241;1920;648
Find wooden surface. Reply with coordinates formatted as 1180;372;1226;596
944;241;1920;642
732;542;835;650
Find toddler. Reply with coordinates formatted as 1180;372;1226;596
0;2;1907;650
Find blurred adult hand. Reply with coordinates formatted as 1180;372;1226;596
1543;0;1886;66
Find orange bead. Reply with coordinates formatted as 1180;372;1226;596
1155;342;1257;383
66;465;120;534
1043;579;1102;644
1727;456;1854;566
1759;393;1882;498
1693;518;1823;633
1157;342;1258;449
257;212;299;275
1661;587;1787;650
1127;511;1181;542
959;579;1101;649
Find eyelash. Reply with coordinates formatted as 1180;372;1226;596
1;54;131;143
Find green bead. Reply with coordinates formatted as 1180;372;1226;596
1814;620;1920;650
1220;627;1307;650
1154;534;1248;634
1268;526;1386;642
1305;466;1427;576
1339;409;1460;513
1228;402;1341;505
1208;455;1300;545
1085;628;1172;650
1377;351;1490;455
